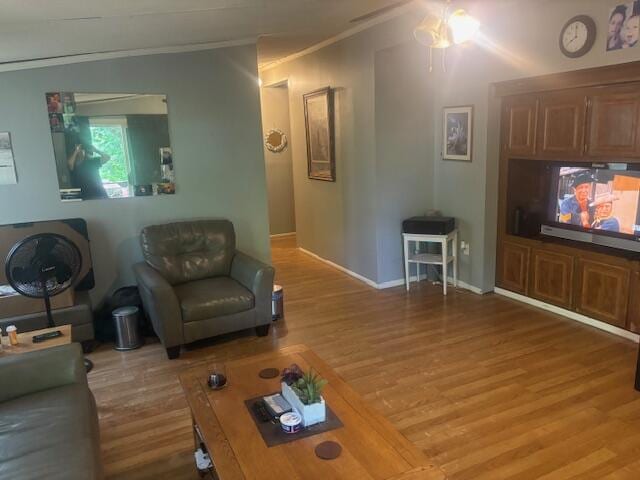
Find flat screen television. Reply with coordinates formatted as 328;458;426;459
541;164;640;253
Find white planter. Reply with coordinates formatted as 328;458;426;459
281;381;326;427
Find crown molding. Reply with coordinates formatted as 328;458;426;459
0;37;257;74
259;0;419;73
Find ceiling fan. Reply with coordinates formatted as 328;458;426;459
413;0;480;71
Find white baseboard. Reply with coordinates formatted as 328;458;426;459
494;287;640;343
298;247;379;289
298;247;483;294
270;232;296;238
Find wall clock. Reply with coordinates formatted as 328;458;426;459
559;15;596;58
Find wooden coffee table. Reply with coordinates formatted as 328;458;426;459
0;324;72;356
179;344;445;480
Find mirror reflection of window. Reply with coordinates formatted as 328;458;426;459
46;93;174;201
89;117;132;198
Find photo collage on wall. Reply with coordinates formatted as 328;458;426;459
607;1;640;51
46;92;77;133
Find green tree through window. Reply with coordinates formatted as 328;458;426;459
90;125;128;183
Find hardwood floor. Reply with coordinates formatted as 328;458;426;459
88;235;640;479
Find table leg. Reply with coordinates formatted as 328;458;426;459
403;237;410;291
442;239;448;296
453;232;458;288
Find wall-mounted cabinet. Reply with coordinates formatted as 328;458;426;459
587;87;640;158
502;83;640;161
504;96;537;157
536;92;586;158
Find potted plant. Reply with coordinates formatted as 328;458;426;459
281;364;327;427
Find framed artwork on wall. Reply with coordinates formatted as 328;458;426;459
443;105;473;162
303;87;335;181
607;2;639;52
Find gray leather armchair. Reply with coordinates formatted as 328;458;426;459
134;219;275;359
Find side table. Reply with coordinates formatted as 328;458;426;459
403;230;458;295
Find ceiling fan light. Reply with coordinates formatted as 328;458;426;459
413;16;441;47
448;9;480;45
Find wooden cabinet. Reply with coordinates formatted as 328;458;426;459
536;92;587;158
627;267;640;333
529;249;574;309
504;96;537;156
499;242;530;294
586;87;640;157
575;259;630;327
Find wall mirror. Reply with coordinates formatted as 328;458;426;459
46;92;175;201
265;128;288;153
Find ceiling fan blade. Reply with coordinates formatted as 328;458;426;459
349;0;414;23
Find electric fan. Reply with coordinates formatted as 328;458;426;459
5;233;92;371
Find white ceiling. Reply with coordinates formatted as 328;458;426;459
0;0;412;66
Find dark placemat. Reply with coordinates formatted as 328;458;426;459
244;393;343;447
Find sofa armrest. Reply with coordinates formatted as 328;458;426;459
231;251;275;326
134;262;184;348
0;343;86;403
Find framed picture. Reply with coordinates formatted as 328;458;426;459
303;87;335;181
443;105;473;161
607;2;640;52
0;132;17;185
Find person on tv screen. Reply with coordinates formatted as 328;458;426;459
67;141;111;199
559;172;594;228
591;193;621;232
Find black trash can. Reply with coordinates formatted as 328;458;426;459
112;306;143;351
272;284;284;321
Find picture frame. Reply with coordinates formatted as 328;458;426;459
303;87;335;181
443;105;473;162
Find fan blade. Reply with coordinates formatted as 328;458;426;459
35;236;59;257
349;0;414;23
11;265;40;284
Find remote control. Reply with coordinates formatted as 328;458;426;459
252;401;273;423
32;330;63;343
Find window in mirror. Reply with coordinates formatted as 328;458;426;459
46;93;175;201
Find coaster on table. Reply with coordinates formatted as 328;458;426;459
259;368;280;379
315;441;342;460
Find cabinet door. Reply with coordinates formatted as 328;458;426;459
529;249;574;309
587;87;640;157
499;242;530;294
627;267;640;333
575;259;630;327
536;92;587;157
504;96;537;156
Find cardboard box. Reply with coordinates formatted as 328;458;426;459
0;286;75;320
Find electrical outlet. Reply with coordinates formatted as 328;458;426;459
461;242;470;256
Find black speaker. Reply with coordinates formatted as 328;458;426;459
402;216;455;235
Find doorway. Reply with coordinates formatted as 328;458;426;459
260;80;296;237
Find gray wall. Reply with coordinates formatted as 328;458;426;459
261;13;429;284
260;85;296;235
374;42;434;284
0;45;271;303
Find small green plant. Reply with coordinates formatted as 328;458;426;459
290;369;327;405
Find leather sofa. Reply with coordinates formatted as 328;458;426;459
0;343;102;480
134;219;275;359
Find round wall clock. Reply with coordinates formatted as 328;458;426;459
559;15;597;58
